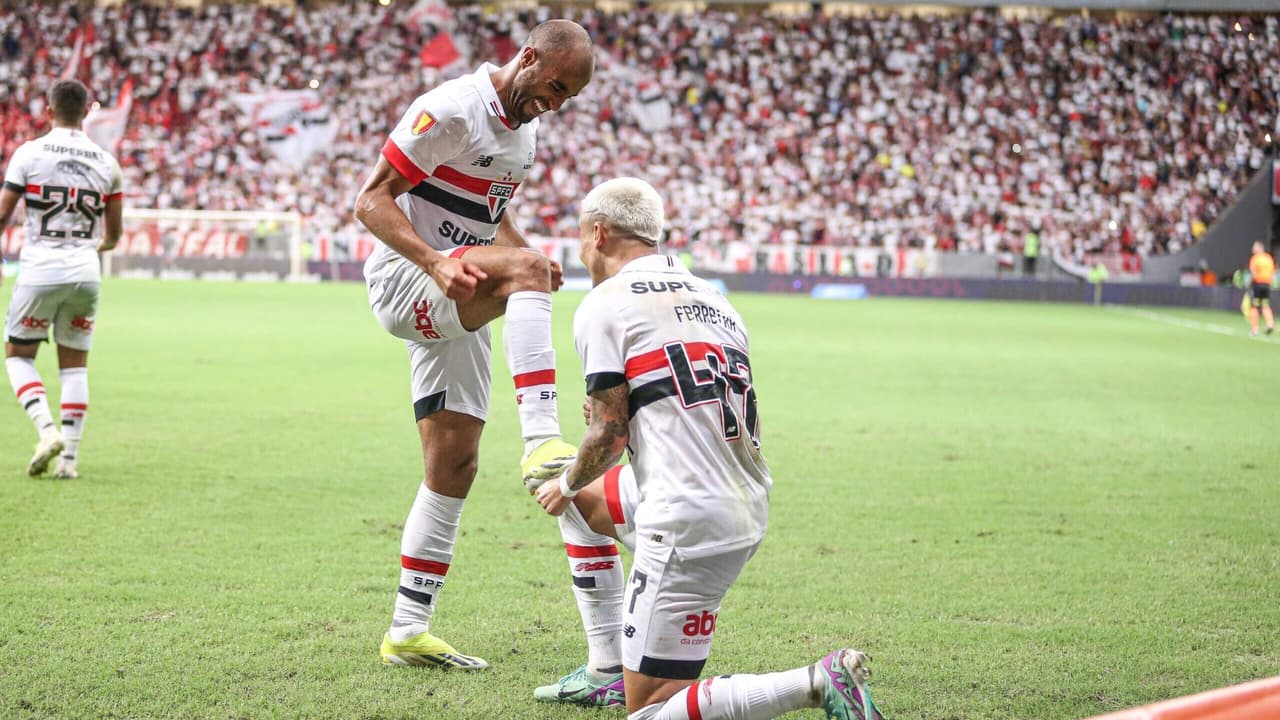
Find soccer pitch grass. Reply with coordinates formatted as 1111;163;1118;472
1;279;1276;720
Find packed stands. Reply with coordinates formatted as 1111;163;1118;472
1;2;1276;262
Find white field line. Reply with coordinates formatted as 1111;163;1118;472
1104;305;1280;345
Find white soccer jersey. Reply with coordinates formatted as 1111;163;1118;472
3;127;122;285
574;255;772;559
365;63;538;279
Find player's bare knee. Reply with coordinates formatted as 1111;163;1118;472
430;452;477;484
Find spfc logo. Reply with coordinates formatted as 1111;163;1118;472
412;111;436;136
486;182;516;219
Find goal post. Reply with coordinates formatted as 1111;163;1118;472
105;208;309;281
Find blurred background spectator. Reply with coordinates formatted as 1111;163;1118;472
2;2;1276;262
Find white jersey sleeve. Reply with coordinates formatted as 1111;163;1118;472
381;92;472;185
574;289;629;394
106;156;123;199
3;141;33;189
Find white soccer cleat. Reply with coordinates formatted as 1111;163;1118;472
27;431;65;477
51;458;79;479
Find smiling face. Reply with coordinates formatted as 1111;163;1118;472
507;45;594;125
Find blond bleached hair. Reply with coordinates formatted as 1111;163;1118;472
580;177;665;246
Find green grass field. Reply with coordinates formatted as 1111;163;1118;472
1;280;1276;720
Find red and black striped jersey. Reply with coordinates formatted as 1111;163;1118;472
3;127;122;285
365;63;537;279
574;254;771;560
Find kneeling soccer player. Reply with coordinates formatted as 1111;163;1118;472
529;177;884;720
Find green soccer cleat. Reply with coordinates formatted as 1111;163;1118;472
534;664;626;707
380;631;488;670
820;648;884;720
520;437;578;491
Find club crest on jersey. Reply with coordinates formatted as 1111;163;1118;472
412;111;437;136
486;182;516;219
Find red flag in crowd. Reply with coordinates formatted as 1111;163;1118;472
420;33;461;69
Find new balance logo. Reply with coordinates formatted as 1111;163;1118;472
623;624;636;638
472;155;494;167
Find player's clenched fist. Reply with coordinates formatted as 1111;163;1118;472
429;257;488;301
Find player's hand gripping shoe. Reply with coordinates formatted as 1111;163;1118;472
534;664;626;707
521;437;578;492
50;458;79;479
380;631;489;670
820;648;885;720
27;430;65;477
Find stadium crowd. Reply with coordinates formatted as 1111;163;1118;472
1;1;1277;262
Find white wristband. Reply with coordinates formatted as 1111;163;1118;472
558;473;580;499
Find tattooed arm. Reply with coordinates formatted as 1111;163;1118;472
535;382;630;516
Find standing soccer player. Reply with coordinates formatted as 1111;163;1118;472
0;79;122;479
1247;242;1275;336
531;178;884;720
354;20;593;669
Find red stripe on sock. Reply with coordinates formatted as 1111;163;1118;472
513;369;556;389
15;382;43;398
61;403;88;410
565;543;619;558
686;680;704;720
400;555;450;576
603;465;626;524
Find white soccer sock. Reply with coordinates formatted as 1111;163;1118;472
7;357;56;436
58;367;88;461
390;483;465;641
504;290;561;442
629;668;821;720
560;503;625;675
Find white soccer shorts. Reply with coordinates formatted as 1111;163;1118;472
621;530;759;680
4;281;100;351
366;251;492;422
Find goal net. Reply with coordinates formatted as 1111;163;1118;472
105;208;307;281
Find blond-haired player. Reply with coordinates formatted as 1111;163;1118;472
530;177;884;720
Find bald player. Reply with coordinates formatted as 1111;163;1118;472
354;21;593;669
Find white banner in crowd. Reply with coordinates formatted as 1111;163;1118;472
3;223;248;259
231;91;338;171
84;80;133;154
308;235;938;279
630;80;673;133
694;241;939;278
